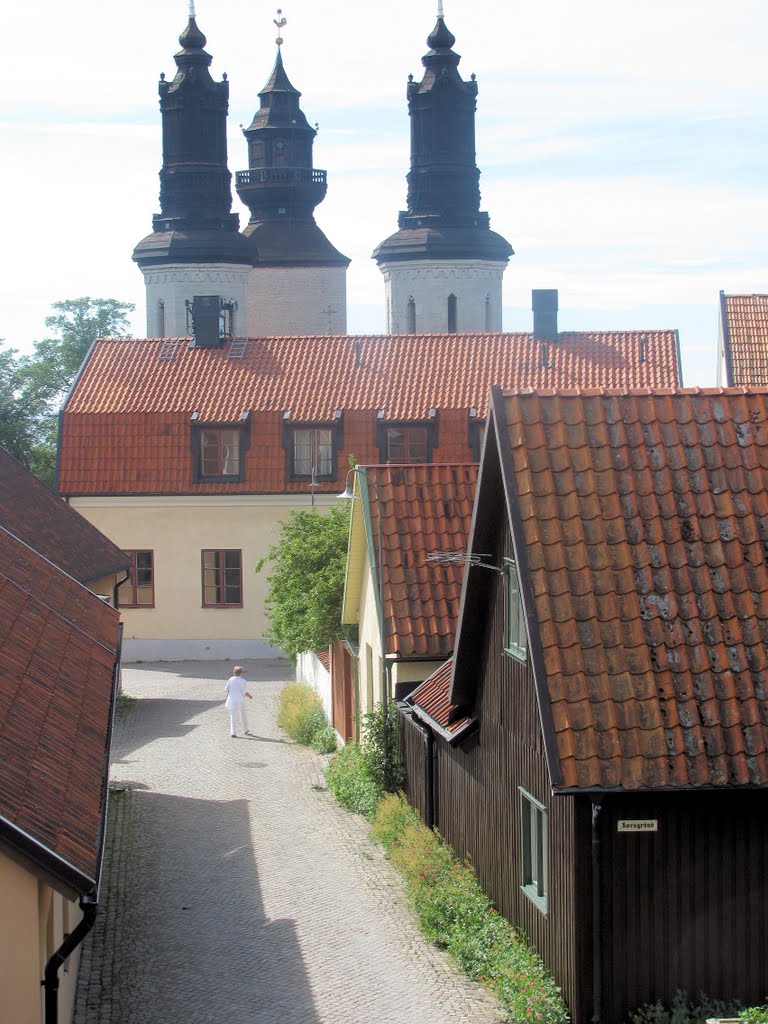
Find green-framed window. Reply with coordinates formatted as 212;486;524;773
504;558;527;660
519;788;548;914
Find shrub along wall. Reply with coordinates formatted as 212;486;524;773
277;683;337;753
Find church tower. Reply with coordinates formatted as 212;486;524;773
235;20;349;335
373;6;513;334
133;6;251;339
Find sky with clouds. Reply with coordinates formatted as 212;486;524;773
2;0;767;385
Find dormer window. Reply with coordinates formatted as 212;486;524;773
386;426;428;463
294;428;333;477
283;412;343;482
377;410;438;464
201;429;240;477
190;418;250;483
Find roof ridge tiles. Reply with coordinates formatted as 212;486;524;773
91;330;691;345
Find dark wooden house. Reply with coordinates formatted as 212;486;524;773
401;386;768;1024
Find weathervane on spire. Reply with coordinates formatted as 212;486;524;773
274;8;287;46
437;1;445;18
188;0;196;18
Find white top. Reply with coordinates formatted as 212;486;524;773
224;675;247;709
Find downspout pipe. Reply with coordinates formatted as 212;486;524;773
43;891;98;1024
591;796;604;1024
424;725;435;830
113;569;130;609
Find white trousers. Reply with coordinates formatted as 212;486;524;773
228;704;249;736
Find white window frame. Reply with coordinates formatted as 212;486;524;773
504;557;527;661
292;427;334;479
519;788;548;914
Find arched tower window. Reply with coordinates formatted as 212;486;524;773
485;294;492;332
447;294;458;333
406;297;416;333
157;300;165;338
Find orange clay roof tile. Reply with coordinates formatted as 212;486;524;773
0;447;129;583
496;387;768;791
721;294;768;386
59;331;680;495
408;659;475;742
0;526;120;887
362;464;478;659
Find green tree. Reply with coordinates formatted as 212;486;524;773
0;297;134;485
256;503;352;662
23;297;134;407
0;344;35;466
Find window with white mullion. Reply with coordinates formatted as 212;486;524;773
504;557;527;661
292;427;333;478
200;428;240;478
520;788;548;913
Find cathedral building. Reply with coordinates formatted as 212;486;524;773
133;9;348;339
235;44;349;335
133;6;512;338
372;9;513;334
132;12;252;340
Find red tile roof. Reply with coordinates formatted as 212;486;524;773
0;526;120;890
315;648;331;672
59;332;681;495
0;446;129;584
363;464;478;658
721;293;768;386
468;387;768;791
408;659;475;741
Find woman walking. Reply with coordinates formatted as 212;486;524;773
224;665;252;737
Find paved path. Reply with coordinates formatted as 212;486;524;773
75;662;503;1024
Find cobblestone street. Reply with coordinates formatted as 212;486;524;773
74;662;503;1024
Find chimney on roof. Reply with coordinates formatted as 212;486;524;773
186;295;235;349
532;289;558;341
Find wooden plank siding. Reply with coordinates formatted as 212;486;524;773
402;517;588;1020
399;707;430;822
599;790;768;1024
397;443;768;1022
330;640;356;742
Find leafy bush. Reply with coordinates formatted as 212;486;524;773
294;702;327;746
372;793;568;1024
278;683;336;752
324;743;380;818
629;990;743;1024
278;683;320;737
740;1007;768;1024
323;701;404;815
362;702;405;793
312;724;338;754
